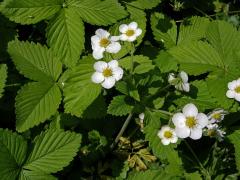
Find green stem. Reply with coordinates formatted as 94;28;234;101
193;6;214;20
184;141;211;179
5;83;21;87
110;113;133;149
130;43;135;76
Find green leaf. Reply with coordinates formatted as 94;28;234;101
151;12;177;48
169;41;223;75
8;40;62;83
24;129;81;173
16;82;61;132
69;0;128;25
174;81;217;111
228;130;240;172
206;20;240;60
128;169;178;180
154;51;178;73
46;8;84;68
127;0;161;10
19;170;57;180
0;0;63;24
0;129;27;180
178;16;210;45
107;95;134;116
0;64;7;98
119;55;153;73
63;56;102;117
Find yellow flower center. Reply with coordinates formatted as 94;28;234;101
102;68;112;77
164;131;173;139
126;29;135;37
212;113;221;120
99;38;110;48
186;116;197;128
235;86;240;93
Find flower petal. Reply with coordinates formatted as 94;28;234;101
226;90;235;98
189;128;202;140
181;83;190;92
182;103;198;117
179;71;188;83
91;72;104;84
93;48;105;60
120;34;128;41
228;80;237;90
95;29;110;38
108;60;119;69
129;22;138;30
127;35;137;42
161;138;170;145
235;94;240;102
170;136;178;143
175;127;190;138
196;113;208;128
112;67;123;81
119;24;128;33
106;42;121;54
110;36;120;41
93;61;108;72
135;28;142;37
172;113;186;128
101;77;116;89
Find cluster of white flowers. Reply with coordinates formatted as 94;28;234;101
91;22;142;89
168;71;190;92
226;78;240;102
158;105;227;145
205;109;227;141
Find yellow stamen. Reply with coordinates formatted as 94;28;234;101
164;131;173;139
186;116;197;128
235;86;240;93
212;113;221;120
126;29;135;37
103;68;112;77
99;38;110;48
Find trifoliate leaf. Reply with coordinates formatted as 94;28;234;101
19;170;57;180
63;56;101;117
107;95;134;116
8;40;62;83
178;16;210;45
0;0;63;24
16;82;61;132
24;129;81;173
69;0;128;26
151;12;177;48
0;129;27;180
127;0;161;10
46;8;85;68
228;130;240;173
0;64;7;98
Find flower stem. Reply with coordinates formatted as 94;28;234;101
110;113;133;149
184;140;211;179
130;43;135;76
5;83;21;87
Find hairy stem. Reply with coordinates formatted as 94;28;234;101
111;113;133;149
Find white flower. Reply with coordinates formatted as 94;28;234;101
207;109;227;124
168;71;190;92
91;60;123;89
119;22;142;42
139;113;145;121
172;103;208;140
226;79;240;102
157;126;178;145
205;124;226;141
91;29;121;60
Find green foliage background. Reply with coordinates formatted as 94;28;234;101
0;0;240;179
